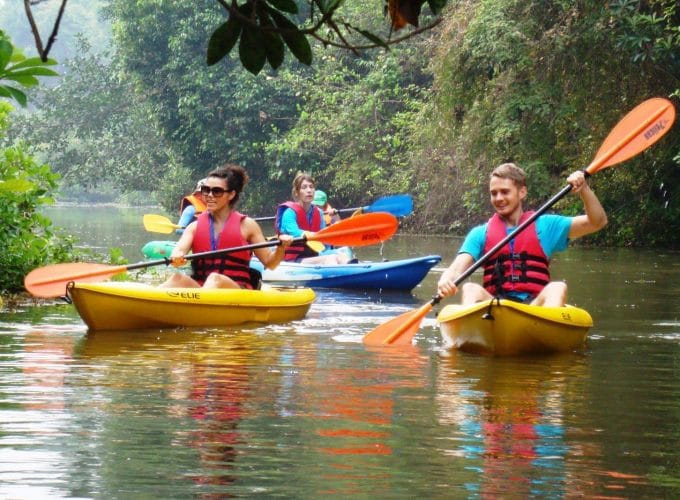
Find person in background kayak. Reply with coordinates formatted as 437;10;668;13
176;178;208;234
437;163;608;307
313;190;341;225
161;164;293;289
275;172;352;264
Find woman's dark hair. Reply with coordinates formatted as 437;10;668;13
208;163;249;206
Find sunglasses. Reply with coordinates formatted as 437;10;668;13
200;186;230;197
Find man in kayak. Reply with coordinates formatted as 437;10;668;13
176;178;208;234
275;172;352;264
161;164;293;289
437;163;608;307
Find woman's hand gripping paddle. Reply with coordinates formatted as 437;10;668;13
25;212;399;298
363;97;676;347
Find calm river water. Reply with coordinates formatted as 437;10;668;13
1;205;679;498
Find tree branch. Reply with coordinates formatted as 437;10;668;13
23;0;45;56
23;0;69;61
312;17;442;51
43;0;69;61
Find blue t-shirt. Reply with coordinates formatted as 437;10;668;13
280;206;327;238
458;213;572;300
175;205;197;235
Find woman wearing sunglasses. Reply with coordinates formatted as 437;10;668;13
160;164;293;289
274;172;352;264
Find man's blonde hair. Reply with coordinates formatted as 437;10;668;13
490;163;526;188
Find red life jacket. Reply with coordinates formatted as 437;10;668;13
190;211;259;289
482;211;550;297
275;201;322;262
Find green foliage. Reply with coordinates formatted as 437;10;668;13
104;0;304;211
154;162;196;215
411;0;680;246
8;40;173;198
265;30;431;210
0;30;58;107
5;0;679;248
610;0;680;79
0;133;79;293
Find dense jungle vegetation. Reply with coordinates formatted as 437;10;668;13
1;0;679;292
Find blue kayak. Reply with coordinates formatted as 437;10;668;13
250;255;441;291
142;241;440;291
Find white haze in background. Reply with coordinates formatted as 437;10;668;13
0;0;111;61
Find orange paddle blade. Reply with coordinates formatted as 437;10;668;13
363;302;433;346
143;214;181;234
588;97;676;175
24;262;128;298
310;212;398;247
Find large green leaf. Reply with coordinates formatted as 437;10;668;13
259;6;285;70
0;85;27;107
8;57;58;70
0;40;12;70
266;0;298;14
269;10;312;66
239;24;267;75
207;17;242;65
6;67;59;77
3;74;40;87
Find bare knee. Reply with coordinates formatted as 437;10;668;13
159;273;200;288
532;281;567;307
203;272;239;289
460;283;491;305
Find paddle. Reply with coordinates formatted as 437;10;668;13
142;213;326;252
143;213;182;233
223;193;414;224
363;97;676;347
333;194;414;218
25;212;399;298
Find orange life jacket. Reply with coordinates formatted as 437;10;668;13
179;194;207;216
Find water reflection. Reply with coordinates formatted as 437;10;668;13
22;329;77;411
436;352;589;497
78;328;283;494
267;335;430;495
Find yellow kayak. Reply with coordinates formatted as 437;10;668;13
66;282;315;332
437;299;592;356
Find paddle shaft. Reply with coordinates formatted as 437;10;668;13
252;194;412;221
127;237;303;272
253;204;370;221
